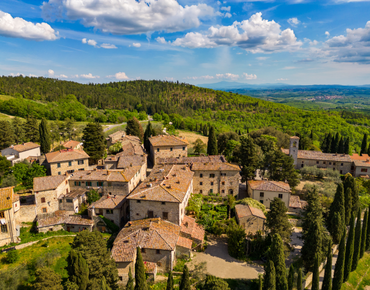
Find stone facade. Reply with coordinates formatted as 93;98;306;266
149;136;189;165
48;158;89;176
0;187;20;247
248;180;291;209
235;204;265;235
88;195;126;227
1;143;40;165
44;149;90;176
59;189;86;213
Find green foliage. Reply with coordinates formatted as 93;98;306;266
0;173;17;188
367;206;370;251
322;242;333;290
287;265;294;290
39;118;51;154
166;271;174;290
269;234;288;290
135;247;147;290
144;121;156;152
362;210;369;258
126;117;144;141
0;120;15;150
343;173;359;219
193;138;206;155
345;188;353;226
82;122;105;163
265;198;293;244
24;115;39;143
327;183;345;244
109;143;122;154
32;266;63;290
352;209;362;271
5;249;19;264
361;133;368;156
296;268;302;290
202;275;230;290
12;117;24;144
311;254;320;290
236;198;267;214
179;265;191;290
86;189;100;204
127;267;134;290
227;224;246;260
237;135;260;181
344;213;355;282
333;229;346;290
217;132;239;155
207;126;218;155
67;250;89;290
263;260;276;290
99;215;120;233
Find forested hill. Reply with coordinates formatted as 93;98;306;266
0;75;370;151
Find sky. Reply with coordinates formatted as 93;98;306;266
1;0;370;85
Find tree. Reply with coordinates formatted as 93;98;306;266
86;189;100;204
344;213;355;282
259;275;263;290
144;121;156;152
0;120;15;150
202;275;230;290
82;122;105;163
193;139;206;155
367;206;370;250
311;254;320;290
1;174;17;188
134;247;147;290
267;150;300;188
39;118;51;154
361;133;368;156
0;156;11;179
5;249;19;264
126;267;134;290
24;115;39;143
322;242;332;290
287;265;294;290
166;271;174;290
64;118;76;140
332;229;346;290
344;138;350;154
100;276;112;290
270;234;288;290
237;136;260;181
33;267;63;290
12;117;24;144
343;174;359;217
361;210;368;258
296;268;302;290
265;198;293;244
67;250;89;290
207;126;218;156
227;224;246;259
352;209;362;271
338;137;344;154
345;188;353;226
126;117;144;141
203;124;208;136
263;260;276;290
217;132;239;154
179;265;191;290
327;183;345;244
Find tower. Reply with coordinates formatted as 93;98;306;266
289;136;300;167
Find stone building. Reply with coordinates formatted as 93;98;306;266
349;154;370;178
149;135;189;165
59;188;87;213
127;164;194;226
88;195;126;227
44;149;90;176
157;155;240;197
62;140;82;150
235;204;266;235
1;142;40;165
282;136;352;174
247;180;291;209
33;175;70;215
0;187;20;246
180;215;205;248
107;131;126;147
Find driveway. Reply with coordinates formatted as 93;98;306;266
187;236;264;279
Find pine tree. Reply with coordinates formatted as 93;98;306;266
344;213;355;281
82;122;105;164
328;183;345;244
24;115;39;142
287;265;294;290
338;137;344;154
126;267;134;290
296;268;302;290
134;247;147;290
144;121;155;152
33;267;63;290
345;188;352;226
332;229;346;290
166;271;174;290
12;117;24;144
352;209;362;271
311;254;320;290
126;117;144;141
207;126;218;156
263;260;276;290
270;234;288;290
0;120;15;150
360;210;368;258
322;242;332;290
361;133;368;156
179;265;190;290
344;137;350;154
39;118;51;154
67;250;89;290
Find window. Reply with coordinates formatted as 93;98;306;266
148;211;154;218
222;190;225;194
210;174;215;178
59;199;62;203
161;202;166;205
156;250;161;254
163;212;168;220
316;161;319;164
210;189;213;193
183;147;185;151
119;277;123;281
42;208;47;213
200;174;203;178
106;209;114;214
141;248;146;253
260;200;264;204
361;168;368;172
260;192;264;197
58;172;61;175
41;197;46;203
278;194;283;199
340;170;343;174
57;163;61;168
170;148;173;151
137;200;141;203
341;163;344;166
1;224;8;233
333;162;336;165
200;190;203;194
74;181;81;186
78;160;84;165
301;164;304;168
0;212;4;218
108;182;112;187
323;161;326;165
157;148;160;152
66;199;73;203
222;181;225;185
329;162;332;165
211;182;214;186
68;161;72;166
200;182;203;186
97;182;103;186
86;182;92;186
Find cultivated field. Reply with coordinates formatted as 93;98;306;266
178;130;208;148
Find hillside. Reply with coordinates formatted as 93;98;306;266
0;76;370;150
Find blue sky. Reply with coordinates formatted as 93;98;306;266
1;0;370;85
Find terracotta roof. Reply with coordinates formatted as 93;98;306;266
248;180;291;193
33;175;68;192
10;142;40;152
45;149;89;163
350;154;370;168
0;187;14;211
177;237;193;249
149;135;189;147
235;204;266;220
65;188;87;199
289;195;307;210
70;169;140;183
181;215;205;242
89;195;126;210
281;148;351;162
62;140;81;149
109;130;126;139
290;136;300;139
191;162;240;171
117;155;146;169
127;165;194;203
157;155;226;165
37;211;94;227
112;218;181;262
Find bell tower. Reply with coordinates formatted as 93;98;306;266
289;136;300;167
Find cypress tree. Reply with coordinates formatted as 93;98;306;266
367;206;370;250
126;117;144;141
39;118;51;154
345;188;352;226
24;115;39;142
0;120;15;150
332;229;346;290
310;129;313;140
327;133;332;153
82;122;105;163
203;124;208;136
360;210;368;258
144;121;155;152
361;133;368;156
270;234;288;290
321;134;328;153
331;133;339;153
259;275;263;290
296;268;302;290
207;126;218;156
166;271;174;290
328;183;345;244
344;137;350;154
134;247;147;290
352;209;362;271
263;260;276;290
311;254;320;290
126;267;134;290
322;242;332;290
287;265;294;290
101;276;112;290
344;213;355;281
338;137;344;154
179;265;190;290
12;117;24;144
67;250;89;290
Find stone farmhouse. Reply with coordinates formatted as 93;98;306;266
1;142;40;165
43;149;90;176
59;188;87;213
88;195;126;227
282;136;352;174
248;180;291;209
62;140;82;150
349;154;370;178
107;130;127;147
127;164;194;226
0;187;20;246
235;204;266;235
149;135;189;165
157;155;240;197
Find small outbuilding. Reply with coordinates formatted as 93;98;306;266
235;204;266;235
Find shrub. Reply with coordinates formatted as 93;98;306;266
6;249;19;264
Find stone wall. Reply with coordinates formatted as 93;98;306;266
0;208;17;247
130;200;180;224
141;248;173;272
17;204;36;223
297;158;352;174
251;189;290;209
35;180;70;215
93;207;123;227
150;144;187;165
193;170;239;197
70;180;129;196
49;158;89;176
238;215;265;235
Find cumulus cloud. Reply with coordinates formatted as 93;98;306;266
221;6;231;12
156;37;168;44
277;78;288;81
243;73;257;80
168;13;302;53
0;10;58;41
107;72;130;80
82;38;87;44
80;73;100;79
59;74;68;78
185;75;215;80
100;43;117;49
132;43;141;48
224;12;232;18
287;17;300;26
42;0;214;35
325;31;330;37
48;69;55;77
216;73;239;80
186;73;256;81
88;39;97;46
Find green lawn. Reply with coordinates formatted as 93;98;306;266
0;94;15;101
342;252;370;290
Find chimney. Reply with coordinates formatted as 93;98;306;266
127;222;132;227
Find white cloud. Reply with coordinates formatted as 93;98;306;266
59;74;68;78
256;56;268;60
132;43;141;48
0;10;58;41
287;17;300;26
48;69;55;76
165;77;174;81
169;12;302;53
42;0;214;35
283;66;296;69
277;78;288;81
87;39;97;46
243;73;257;80
80;73;100;79
156;37;168;44
221;6;231;12
100;43;117;49
82;38;87;44
114;72;129;80
216;73;239;80
185;75;215;80
325;31;330;37
224;12;232;18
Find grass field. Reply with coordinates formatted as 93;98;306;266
0;94;15;101
178;130;208;148
341;252;370;290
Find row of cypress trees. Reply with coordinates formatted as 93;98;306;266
321;132;350;154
